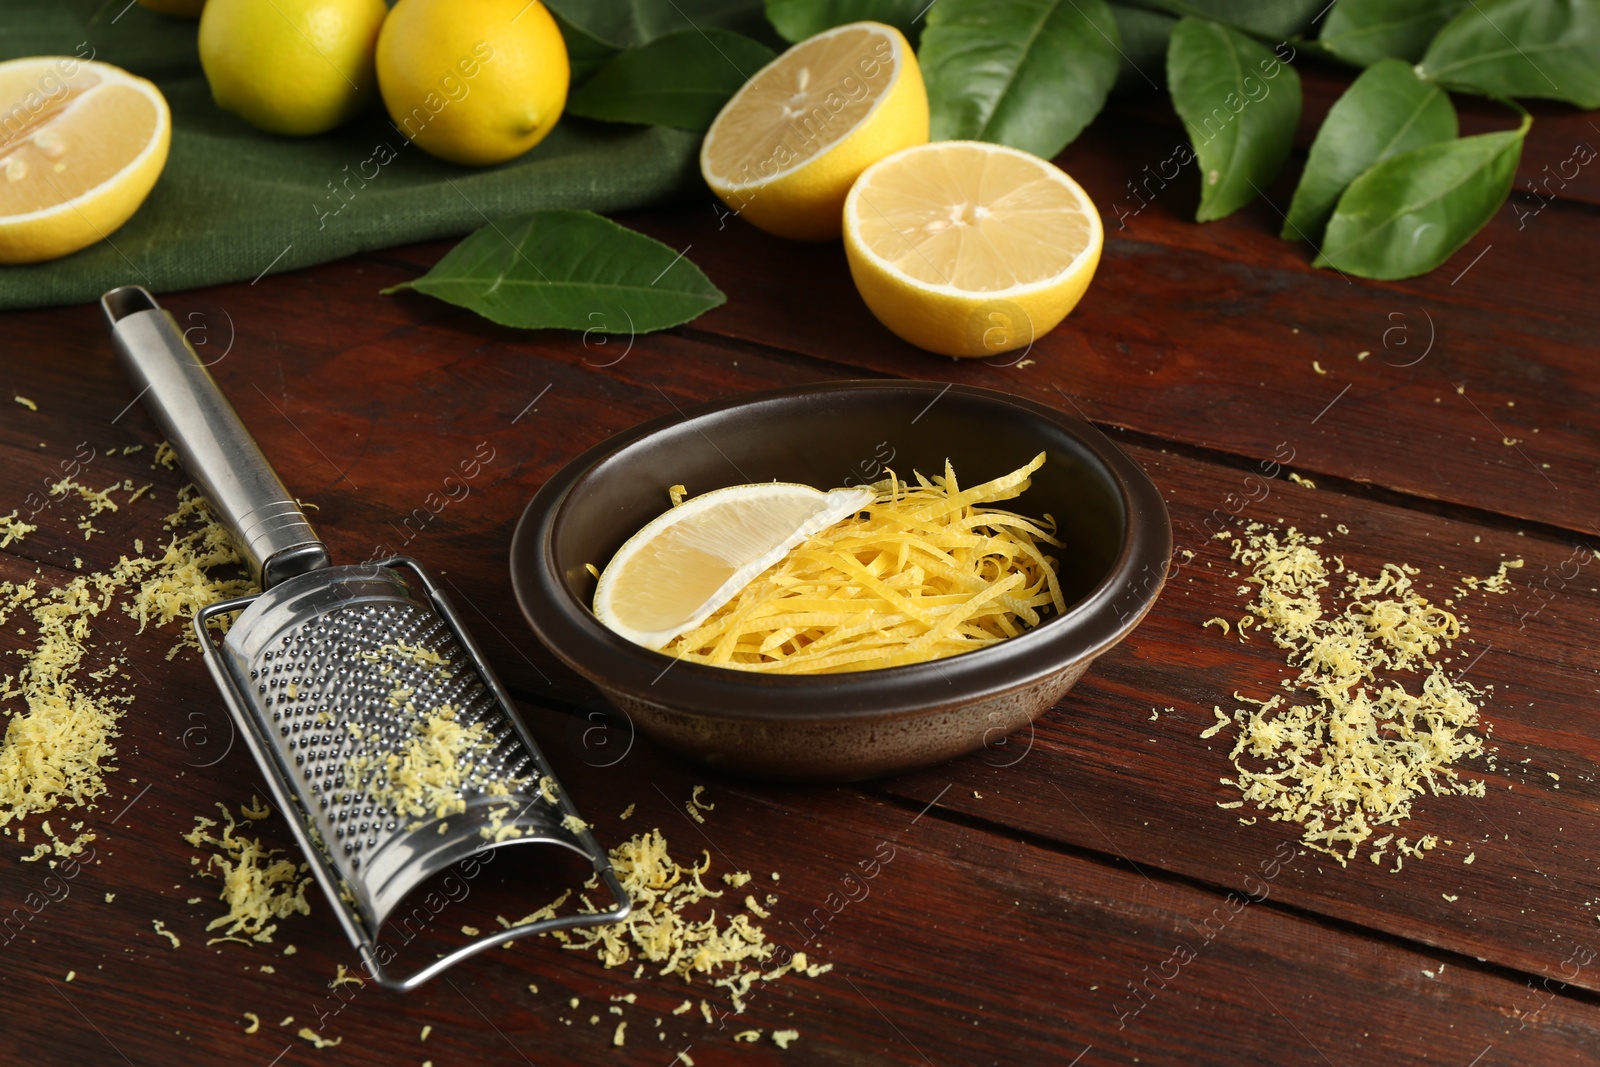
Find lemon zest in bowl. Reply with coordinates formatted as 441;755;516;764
663;454;1063;673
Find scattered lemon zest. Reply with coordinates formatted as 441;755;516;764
1203;524;1488;868
296;1027;340;1049
186;803;312;944
152;919;180;949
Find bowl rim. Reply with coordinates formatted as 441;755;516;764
509;380;1171;723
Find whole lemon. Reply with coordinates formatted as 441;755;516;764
376;0;569;166
198;0;388;136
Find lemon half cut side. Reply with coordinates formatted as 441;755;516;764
843;140;1104;358
700;21;927;242
593;483;876;651
0;57;170;264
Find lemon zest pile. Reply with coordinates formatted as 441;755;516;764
0;485;248;842
1208;526;1489;868
1455;558;1523;598
119;485;256;657
665;454;1063;674
185;802;312;944
0;510;37;548
537;799;826;1017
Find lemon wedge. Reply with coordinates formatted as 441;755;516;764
0;57;170;264
700;21;927;241
593;483;875;650
842;140;1103;358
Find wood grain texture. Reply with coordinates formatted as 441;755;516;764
601;195;1600;538
3;664;1599;1067
2;54;1597;1067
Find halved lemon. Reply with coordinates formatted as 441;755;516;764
593;482;875;650
0;57;170;264
700;21;927;242
842;140;1104;358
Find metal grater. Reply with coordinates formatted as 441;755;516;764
102;286;628;991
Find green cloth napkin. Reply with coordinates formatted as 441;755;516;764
0;2;703;311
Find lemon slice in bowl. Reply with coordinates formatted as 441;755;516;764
0;57;170;264
593;482;875;650
700;21;927;242
843;140;1104;358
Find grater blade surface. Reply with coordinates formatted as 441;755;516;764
220;563;582;932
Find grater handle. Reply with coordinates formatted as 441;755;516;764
101;286;328;590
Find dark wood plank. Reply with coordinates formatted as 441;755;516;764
3;653;1598;1067
4;246;1596;1000
588;197;1600;540
3;64;1597;1063
876;439;1600;992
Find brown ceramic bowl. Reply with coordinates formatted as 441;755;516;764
510;381;1170;782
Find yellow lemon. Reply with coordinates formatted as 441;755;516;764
593;482;874;650
700;21;927;241
842;140;1104;358
376;0;569;167
137;0;207;16
0;57;170;264
198;0;387;136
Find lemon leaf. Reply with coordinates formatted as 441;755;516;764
1319;0;1468;67
1315;113;1529;279
1167;17;1301;222
550;9;622;84
568;29;776;131
1282;59;1457;244
764;0;930;44
1419;0;1600;108
919;0;1122;160
1108;4;1177;93
383;210;725;333
1134;0;1328;39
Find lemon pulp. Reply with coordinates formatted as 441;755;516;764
843;140;1103;357
0;58;170;264
700;21;927;241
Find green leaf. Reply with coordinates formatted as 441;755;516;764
920;0;1122;159
551;10;622;86
1419;0;1600;108
765;0;929;44
1282;59;1457;242
1319;0;1467;66
1167;17;1302;222
1134;0;1327;39
567;30;777;130
1109;4;1177;92
1315;112;1530;279
384;210;726;333
544;0;774;50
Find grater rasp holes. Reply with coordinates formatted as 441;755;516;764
252;600;549;868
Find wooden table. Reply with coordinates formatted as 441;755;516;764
3;64;1598;1066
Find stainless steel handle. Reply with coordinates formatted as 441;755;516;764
102;286;328;589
